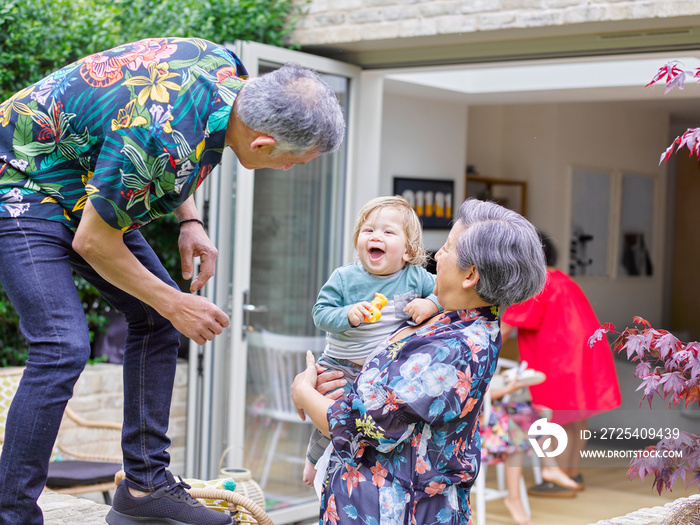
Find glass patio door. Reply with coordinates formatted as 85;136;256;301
189;41;360;523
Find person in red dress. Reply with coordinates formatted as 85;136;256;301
501;232;622;487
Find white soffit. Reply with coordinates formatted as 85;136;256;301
384;52;700;105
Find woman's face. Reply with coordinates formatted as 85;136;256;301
356;207;410;276
433;221;470;310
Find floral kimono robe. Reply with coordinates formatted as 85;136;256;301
321;307;501;525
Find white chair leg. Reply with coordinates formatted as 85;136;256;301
496;462;506;492
474;466;486;525
259;421;283;489
531;454;543;485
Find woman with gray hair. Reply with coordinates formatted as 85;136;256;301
291;198;546;524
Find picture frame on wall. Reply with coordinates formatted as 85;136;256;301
465;176;527;216
393;177;454;229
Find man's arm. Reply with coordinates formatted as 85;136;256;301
73;199;229;345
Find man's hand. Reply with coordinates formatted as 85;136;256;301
404;298;439;324
164;292;230;346
178;222;217;292
74;199;229;346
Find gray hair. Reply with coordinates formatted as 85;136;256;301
456;199;546;307
235;62;345;154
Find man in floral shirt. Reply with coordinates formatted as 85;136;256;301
0;37;344;525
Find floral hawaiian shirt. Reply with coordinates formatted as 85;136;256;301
0;37;247;231
321;307;501;525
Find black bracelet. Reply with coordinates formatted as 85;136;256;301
178;218;204;228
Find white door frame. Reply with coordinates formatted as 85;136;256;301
185;42;362;495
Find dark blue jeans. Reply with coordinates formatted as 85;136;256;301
0;218;182;524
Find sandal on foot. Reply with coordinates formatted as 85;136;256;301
571;474;585;490
527;481;577;498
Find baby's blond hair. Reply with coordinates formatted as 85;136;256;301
352;196;428;267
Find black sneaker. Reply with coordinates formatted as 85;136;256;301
106;471;233;525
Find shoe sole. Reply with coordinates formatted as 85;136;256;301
106;508;233;525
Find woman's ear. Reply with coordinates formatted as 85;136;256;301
462;265;480;291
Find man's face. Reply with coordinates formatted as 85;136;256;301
237;146;321;171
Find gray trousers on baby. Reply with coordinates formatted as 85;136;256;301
306;355;363;464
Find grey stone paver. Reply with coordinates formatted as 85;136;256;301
38;488;699;525
39;491;110;525
589;494;700;525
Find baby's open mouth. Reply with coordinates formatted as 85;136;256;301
369;247;385;261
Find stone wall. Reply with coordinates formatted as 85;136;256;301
67;360;188;475
291;0;700;45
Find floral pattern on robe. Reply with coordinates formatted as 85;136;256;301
320;307;501;525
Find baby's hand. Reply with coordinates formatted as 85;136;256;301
348;301;372;327
404;298;439;324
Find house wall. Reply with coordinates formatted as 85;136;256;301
292;0;700;47
378;92;468;251
467;101;669;330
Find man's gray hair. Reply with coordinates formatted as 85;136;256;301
456;199;546;307
235;62;345;154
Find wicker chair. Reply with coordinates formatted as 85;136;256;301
0;367;123;504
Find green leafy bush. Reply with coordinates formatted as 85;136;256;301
0;0;304;363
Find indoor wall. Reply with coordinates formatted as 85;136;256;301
466;101;669;331
465;100;700;431
378;92;468;252
671;152;700;341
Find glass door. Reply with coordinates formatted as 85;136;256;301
192;41;360;523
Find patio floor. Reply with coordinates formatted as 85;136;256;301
476;460;697;525
44;457;697;525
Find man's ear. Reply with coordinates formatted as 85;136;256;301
462;265;480;290
250;134;277;151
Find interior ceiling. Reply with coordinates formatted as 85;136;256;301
381;51;700;124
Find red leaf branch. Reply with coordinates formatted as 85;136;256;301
591;318;700;493
647;61;700;163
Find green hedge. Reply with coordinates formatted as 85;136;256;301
0;0;304;365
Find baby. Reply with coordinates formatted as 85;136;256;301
303;195;441;485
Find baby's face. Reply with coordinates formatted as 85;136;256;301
356;207;410;276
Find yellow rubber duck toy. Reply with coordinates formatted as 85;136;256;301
364;293;388;323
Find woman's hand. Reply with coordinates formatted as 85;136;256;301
315;365;347;399
291;351;334;437
291;351;318;421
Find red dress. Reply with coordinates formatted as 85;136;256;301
501;269;621;426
